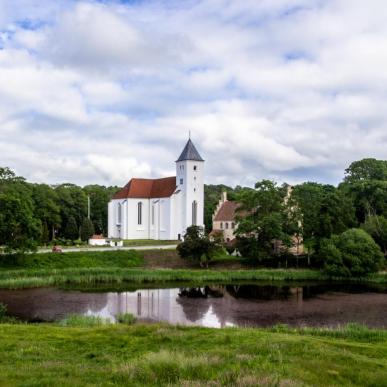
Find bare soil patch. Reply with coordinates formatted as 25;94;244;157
142;250;245;270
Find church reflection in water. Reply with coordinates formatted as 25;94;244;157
1;283;387;328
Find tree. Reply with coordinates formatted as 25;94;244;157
83;185;119;235
80;217;95;242
55;184;88;238
341;159;387;224
31;184;61;242
64;216;79;240
320;229;384;277
344;158;387;184
235;180;291;260
177;226;217;268
317;188;356;239
0;193;41;252
361;215;387;256
292;183;356;253
0;168;40;252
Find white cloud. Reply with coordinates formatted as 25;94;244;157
1;0;387;188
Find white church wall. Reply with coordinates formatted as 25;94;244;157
123;198;151;239
108;201;116;238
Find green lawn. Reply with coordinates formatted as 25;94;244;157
0;250;143;270
0;323;386;386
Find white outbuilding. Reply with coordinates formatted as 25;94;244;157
107;138;205;240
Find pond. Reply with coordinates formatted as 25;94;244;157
1;283;387;328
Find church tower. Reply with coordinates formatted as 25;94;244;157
176;138;205;236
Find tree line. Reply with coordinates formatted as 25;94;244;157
0;167;119;251
183;159;387;276
238;159;387;275
2;158;387;275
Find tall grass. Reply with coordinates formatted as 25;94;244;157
0;267;386;289
1;322;386;386
59;314;112;327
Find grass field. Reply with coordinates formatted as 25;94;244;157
0;322;386;386
0;250;143;270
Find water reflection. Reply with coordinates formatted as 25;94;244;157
0;283;386;328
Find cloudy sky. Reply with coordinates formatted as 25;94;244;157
1;0;387;187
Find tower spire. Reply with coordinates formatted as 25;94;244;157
176;137;204;162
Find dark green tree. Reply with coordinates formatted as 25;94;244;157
177;225;217;268
235;180;291;260
64;216;79;240
0;167;40;252
83;185;119;235
55;184;87;237
293;183;356;252
321;228;384;277
31;184;61;241
80;217;95;242
361;215;387;256
0;194;41;252
344;158;387;183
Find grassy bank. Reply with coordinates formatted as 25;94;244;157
0;322;386;385
0;267;387;289
0;250;143;270
123;239;179;247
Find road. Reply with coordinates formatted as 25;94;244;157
37;245;178;253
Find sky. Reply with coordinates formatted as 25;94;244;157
1;0;387;188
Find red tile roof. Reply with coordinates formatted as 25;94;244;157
112;177;177;199
213;201;240;221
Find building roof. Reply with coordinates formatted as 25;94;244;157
112;177;177;199
213;200;240;221
176;139;204;162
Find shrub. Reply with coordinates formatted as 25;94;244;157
177;226;219;268
116;313;136;325
321;228;384;277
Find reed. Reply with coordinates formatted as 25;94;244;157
0;267;386;289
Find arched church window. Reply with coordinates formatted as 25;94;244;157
225;222;229;229
137;202;142;225
192;200;197;225
151;204;155;225
220;222;223;229
117;203;122;224
194;165;197;171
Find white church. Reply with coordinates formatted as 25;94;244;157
107;138;204;240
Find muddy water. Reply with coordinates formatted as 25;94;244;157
0;283;386;328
